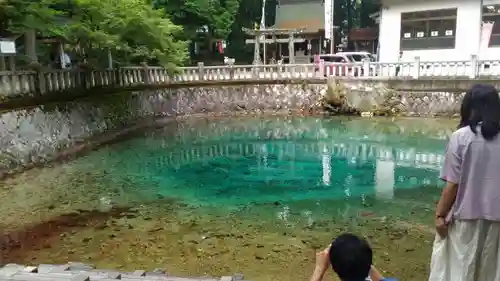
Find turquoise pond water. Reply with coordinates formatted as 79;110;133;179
1;116;454;229
53;116;449;210
0;116;455;280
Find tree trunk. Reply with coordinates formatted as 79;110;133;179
0;56;5;70
24;29;38;64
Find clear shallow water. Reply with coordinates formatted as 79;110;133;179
0;116;456;281
85;116;446;208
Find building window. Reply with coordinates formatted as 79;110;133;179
483;5;500;47
400;8;457;51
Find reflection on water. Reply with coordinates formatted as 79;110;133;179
1;117;451;217
68;116;449;216
376;159;395;200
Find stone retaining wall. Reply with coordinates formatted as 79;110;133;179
0;84;325;176
330;79;463;116
0;82;463;176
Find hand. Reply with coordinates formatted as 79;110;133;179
315;246;331;272
310;246;331;281
369;265;384;281
435;217;448;238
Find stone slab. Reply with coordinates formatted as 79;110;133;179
3;274;73;281
144;273;168;277
70;274;90;281
48;269;120;279
20;267;37;274
38;265;71;274
122;277;217;281
132;271;146;276
67;263;95;270
13;272;106;280
232;274;244;281
0;264;246;281
0;264;27;276
121;274;177;280
151;269;167;275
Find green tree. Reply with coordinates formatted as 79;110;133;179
1;0;188;69
64;0;188;69
225;0;277;63
0;0;62;64
334;0;380;50
153;0;240;39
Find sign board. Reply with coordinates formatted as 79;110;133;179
324;0;333;39
196;25;208;33
0;40;16;55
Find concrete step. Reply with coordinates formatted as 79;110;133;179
0;264;246;281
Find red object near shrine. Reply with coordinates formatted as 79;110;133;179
218;41;224;54
313;55;320;64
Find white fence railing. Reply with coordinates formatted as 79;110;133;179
173;55;500;81
1;55;498;98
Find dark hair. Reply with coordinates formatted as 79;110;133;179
458;89;474;129
467;84;500;140
329;233;372;281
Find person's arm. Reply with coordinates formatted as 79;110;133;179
369;265;384;281
437;132;461;217
310;247;330;281
436;181;458;218
309;267;327;281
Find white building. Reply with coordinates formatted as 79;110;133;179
377;0;500;62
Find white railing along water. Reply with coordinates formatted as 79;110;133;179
174;55;500;81
0;54;499;98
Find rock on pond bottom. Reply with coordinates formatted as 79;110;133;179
0;116;452;281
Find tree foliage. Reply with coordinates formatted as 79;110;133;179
225;0;276;63
0;0;188;69
153;0;240;39
0;0;380;67
0;0;59;36
334;0;379;50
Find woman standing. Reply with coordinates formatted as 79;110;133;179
429;84;500;281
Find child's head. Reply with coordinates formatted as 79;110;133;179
328;233;373;281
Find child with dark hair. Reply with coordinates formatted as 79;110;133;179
310;233;397;281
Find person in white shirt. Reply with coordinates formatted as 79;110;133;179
61;52;71;69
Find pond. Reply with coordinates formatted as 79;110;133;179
0;116;456;281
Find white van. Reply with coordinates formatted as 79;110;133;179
335;51;376;62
